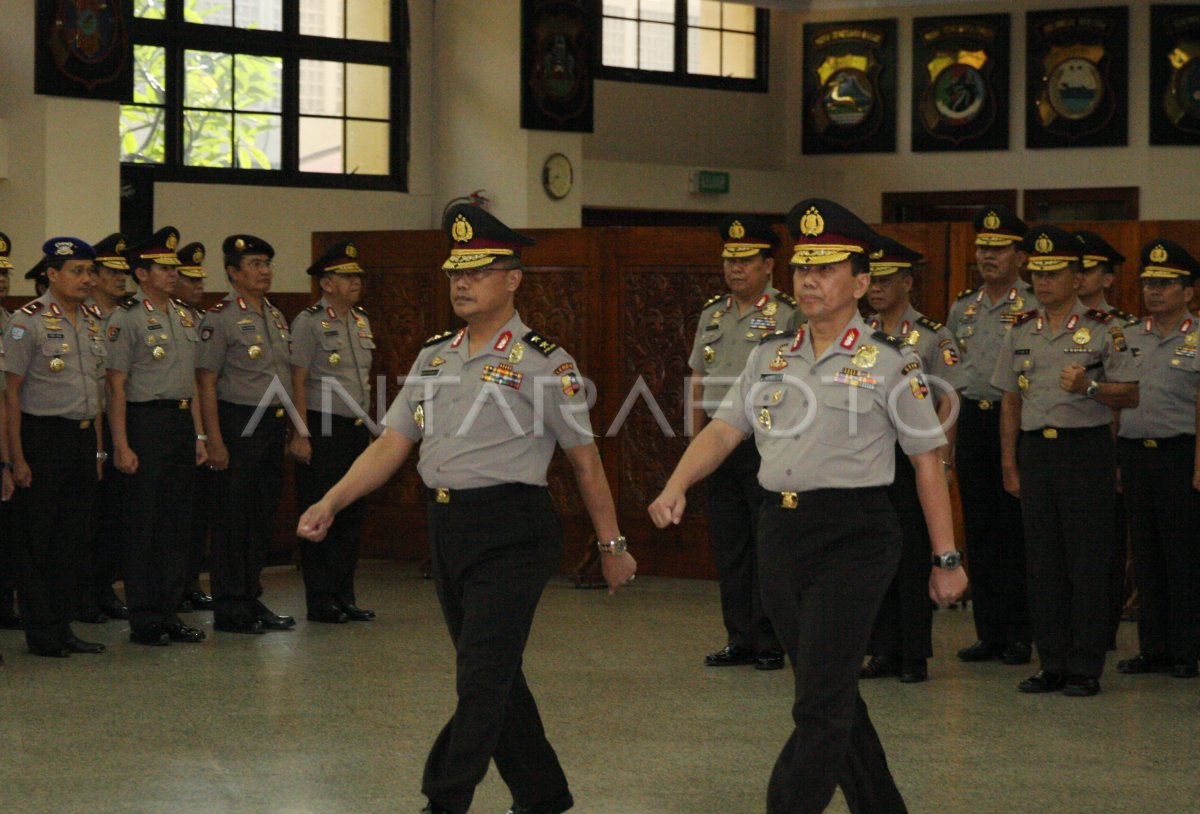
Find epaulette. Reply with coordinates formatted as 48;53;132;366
702;293;724;309
1108;308;1138;326
872;330;906;351
85;304;103;319
776;292;798;308
1084;308;1113;324
118;296;138;311
20;301;44;316
210;300;228;313
352;305;368;317
1013;310;1038;326
422;330;454;348
759;329;792;344
170;298;189;309
955;287;978;300
916;315;944;331
264;298;282;315
523;330;559;356
304;303;322;314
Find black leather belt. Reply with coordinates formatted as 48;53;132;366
1023;426;1109;440
1118;435;1194;450
130;399;191;410
427;483;544;505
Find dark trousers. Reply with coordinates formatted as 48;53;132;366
1018;428;1116;678
956;401;1030;646
421;485;569;814
121;404;196;633
295;412;370;611
758;488;907;814
1118;437;1200;664
80;425;122;613
210;402;286;626
185;464;219;593
703;438;778;652
868;450;933;661
13;416;97;650
1106;493;1129;648
0;491;17;617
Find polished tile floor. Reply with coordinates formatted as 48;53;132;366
0;562;1196;814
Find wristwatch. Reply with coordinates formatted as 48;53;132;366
931;550;963;570
96;451;109;462
1085;380;1100;399
597;536;628;555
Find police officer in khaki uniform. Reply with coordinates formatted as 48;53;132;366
196;234;295;634
688;215;796;670
0;232;13;326
948;205;1034;665
1115;240;1200;679
289;241;376;624
0;232;19;633
992;225;1140;697
298;204;636;814
4;237;107;657
106;227;208;646
860;234;963;683
652;199;967;814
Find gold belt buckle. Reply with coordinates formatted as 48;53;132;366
354;418;364;426
780;492;798;509
978;400;993;411
178;399;190;410
274;407;285;418
435;488;450;504
1143;439;1158;449
79;419;92;429
1042;428;1058;439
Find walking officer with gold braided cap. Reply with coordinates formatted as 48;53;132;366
0;232;20;634
689;215;796;670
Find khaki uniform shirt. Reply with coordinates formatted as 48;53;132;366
990;299;1140;431
713;313;946;492
196;292;292;407
867;304;965;391
3;292;105;420
947;281;1033;401
382;312;594;489
105;291;200;402
1096;297;1139;328
290;298;374;418
689;287;799;416
1119;314;1199;439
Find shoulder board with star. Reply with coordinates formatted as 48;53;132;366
955;287;978;301
523;330;559;356
19;301;44;316
118;296;139;312
1108;308;1138;326
871;330;906;352
702;293;724;309
170;298;191;310
1012;310;1038;326
209;300;228;313
422;330;455;348
916;315;944;331
759;329;792;344
353;305;368;317
1084;308;1113;324
304;303;322;314
776;292;797;308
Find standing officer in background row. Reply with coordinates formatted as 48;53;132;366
289;241;376;625
652;199;967;814
4;238;107;658
298;204;636;814
0;232;13;326
688;215;795;670
0;232;19;633
861;234;963;684
196;234;295;635
106;227;207;646
948;205;1033;666
1116;240;1200;679
993;225;1139;697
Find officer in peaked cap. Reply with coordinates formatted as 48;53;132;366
1115;239;1200;680
689;215;795;671
652;198;966;814
948;204;1034;667
25;259;49;297
197;232;296;634
298;203;635;814
992;224;1140;697
85;233;132;325
0;231;13;326
1073;230;1137;324
289;240;377;624
860;233;964;684
0;231;15;639
4;237;107;657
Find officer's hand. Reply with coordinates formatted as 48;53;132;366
12;459;31;489
97;459;104;482
929;567;968;608
115;445;139;476
297;501;335;542
195;440;208;467
600;551;637;596
207;439;230;471
1059;363;1087;393
1002;464;1020;498
1;470;13;502
288;435;313;466
648;488;687;527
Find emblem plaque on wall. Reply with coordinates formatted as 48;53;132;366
802;19;898;154
912;15;1010;152
1026;6;1128;149
521;0;593;132
35;0;133;101
1150;4;1200;145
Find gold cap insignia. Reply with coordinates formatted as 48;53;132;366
235;238;246;251
870;248;884;260
166;233;178;249
729;220;746;239
1035;234;1054;254
800;207;825;238
451;214;474;243
116;239;127;252
347;243;358;259
0;238;8;253
983;211;1001;230
192;247;204;263
1150;245;1168;264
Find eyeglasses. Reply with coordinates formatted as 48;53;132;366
246;260;274;270
444;267;508;282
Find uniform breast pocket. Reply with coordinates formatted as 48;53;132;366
320;335;346;351
700;330;723;367
1013;354;1034;373
358;335;376;350
182;327;199;343
90;339;108;359
818;384;872;448
41;340;68;358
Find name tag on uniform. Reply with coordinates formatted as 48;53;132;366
420;368;441;377
759;373;783;382
1015;348;1030;355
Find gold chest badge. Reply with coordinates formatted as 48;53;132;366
762;302;778;318
1018;373;1030;391
248;345;262;360
1072;327;1091;346
852;344;878;369
414;403;425;430
905;329;921;347
703;346;715;363
329;352;341;366
508;342;525;364
152;346;166;360
757;408;772;430
49;357;65;373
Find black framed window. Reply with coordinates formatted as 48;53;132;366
121;0;409;191
598;1;768;92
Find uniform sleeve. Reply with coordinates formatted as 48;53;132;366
3;316;35;377
538;350;595;448
1101;324;1139;382
196;311;228;374
711;345;758;435
380;354;425;441
929;327;965;390
289;312;317;370
104;309;134;373
892;352;948;455
686;311;708;372
989;326;1020;393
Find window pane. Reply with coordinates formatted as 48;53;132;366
184;111;233;167
234;54;282;112
603;0;638;20
300;60;345;116
300;0;345;37
300;116;344;173
234;113;282;169
235;0;282;31
347;0;390;42
722;31;755;79
346;120;389;175
602;18;638;68
185;51;233;110
639;22;674;71
722;3;755;33
133;45;166;105
698;0;721;28
190;0;232;26
688;28;720;76
346;64;389;119
120;106;166;163
641;0;675;24
134;0;166;20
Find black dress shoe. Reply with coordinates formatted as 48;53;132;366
1116;653;1171;674
74;607;108;624
704;644;756;667
130;627;170;646
1062;674;1101;697
339;604;376;621
99;598;130;620
1018;670;1067;693
214;618;266;634
183;590;214;611
1170;661;1198;679
307;606;349;624
507;790;574;814
860;654;902;679
755;649;785;671
957;640;1002;662
0;613;23;630
28;643;70;658
63;636;106;654
420;803;453;814
898;659;929;684
258;613;296;630
164;623;207;643
1001;641;1032;665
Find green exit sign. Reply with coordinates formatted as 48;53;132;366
691;170;730;194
